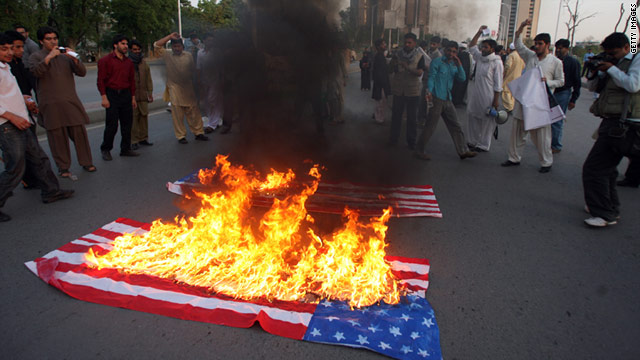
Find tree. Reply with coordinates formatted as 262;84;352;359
46;0;110;48
109;0;177;48
0;0;49;41
564;0;596;52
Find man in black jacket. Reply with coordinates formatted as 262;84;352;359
372;39;391;124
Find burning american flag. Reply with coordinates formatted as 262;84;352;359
25;157;442;359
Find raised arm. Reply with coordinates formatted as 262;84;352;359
155;32;180;48
514;19;535;62
469;25;487;48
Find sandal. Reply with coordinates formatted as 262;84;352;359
82;165;97;172
59;169;72;178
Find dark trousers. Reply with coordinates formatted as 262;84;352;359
583;118;640;221
418;83;428;121
101;88;133;152
390;95;419;148
0;122;59;207
623;156;639;183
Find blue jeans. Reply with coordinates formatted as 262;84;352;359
0;122;59;207
552;89;571;150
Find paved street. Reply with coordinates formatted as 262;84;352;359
1;63;639;359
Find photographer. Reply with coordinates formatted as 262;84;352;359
582;32;640;227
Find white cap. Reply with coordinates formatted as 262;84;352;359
509;43;516;50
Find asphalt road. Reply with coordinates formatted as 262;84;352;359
1;64;639;360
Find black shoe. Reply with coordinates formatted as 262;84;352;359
119;150;140;157
539;166;552;173
131;143;139;150
42;189;75;204
178;138;188;144
204;126;215;134
617;178;639;188
0;211;11;222
501;160;520;167
101;150;112;161
195;134;209;141
460;151;477;160
139;140;154;146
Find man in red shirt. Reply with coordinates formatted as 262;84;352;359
97;34;138;160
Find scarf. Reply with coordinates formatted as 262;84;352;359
395;47;420;64
128;52;143;72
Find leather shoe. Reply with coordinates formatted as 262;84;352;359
460;151;477;160
539;166;552;173
120;150;140;157
204;126;215;134
0;211;11;222
131;143;139;150
101;150;112;161
501;160;520;167
178;138;188;144
42;189;74;204
195;134;209;141
139;140;154;146
617;178;639;188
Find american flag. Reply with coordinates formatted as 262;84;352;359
25;218;441;359
167;170;443;218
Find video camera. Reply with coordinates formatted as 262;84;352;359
584;52;616;80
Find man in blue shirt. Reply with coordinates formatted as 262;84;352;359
414;41;477;160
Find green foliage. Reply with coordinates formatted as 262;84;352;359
1;0;243;51
0;0;49;41
110;0;177;49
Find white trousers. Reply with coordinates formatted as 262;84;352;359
467;113;496;151
507;118;553;167
374;89;387;123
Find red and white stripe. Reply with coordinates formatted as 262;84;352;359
25;218;431;340
166;179;442;218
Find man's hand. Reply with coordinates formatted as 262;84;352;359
425;92;432;102
450;54;461;66
170;32;180;40
101;96;110;109
492;99;499;109
568;102;576;110
478;25;488;33
45;46;61;63
3;112;31;130
148;95;154;103
519;19;532;30
24;97;38;114
597;62;614;72
541;77;547;83
132;97;137;109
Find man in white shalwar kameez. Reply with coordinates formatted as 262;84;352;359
466;26;504;152
501;19;564;173
197;33;223;133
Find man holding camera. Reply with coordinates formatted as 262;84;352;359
582;32;640;227
30;26;96;178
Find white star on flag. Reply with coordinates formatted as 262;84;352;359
368;324;381;333
347;320;361;327
356;335;369;345
378;341;391;350
320;301;333;307
418;349;431;357
401;313;412;322
310;328;322;337
333;331;345;341
401;345;413;354
422;317;434;328
410;302;423;309
375;309;390;316
326;316;339;322
411;332;421;339
359;307;370;314
389;326;402;337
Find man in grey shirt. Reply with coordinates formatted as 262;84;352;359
14;25;39;69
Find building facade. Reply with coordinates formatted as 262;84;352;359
350;0;431;37
499;0;541;45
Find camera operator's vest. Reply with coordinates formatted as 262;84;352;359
391;52;422;97
590;55;640;119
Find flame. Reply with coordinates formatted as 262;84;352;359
88;155;400;307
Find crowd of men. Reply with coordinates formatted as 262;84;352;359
0;25;229;222
366;19;638;228
0;20;638;229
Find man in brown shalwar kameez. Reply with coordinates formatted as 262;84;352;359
154;33;208;144
129;40;154;149
29;27;95;178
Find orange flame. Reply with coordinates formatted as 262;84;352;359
87;155;400;307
